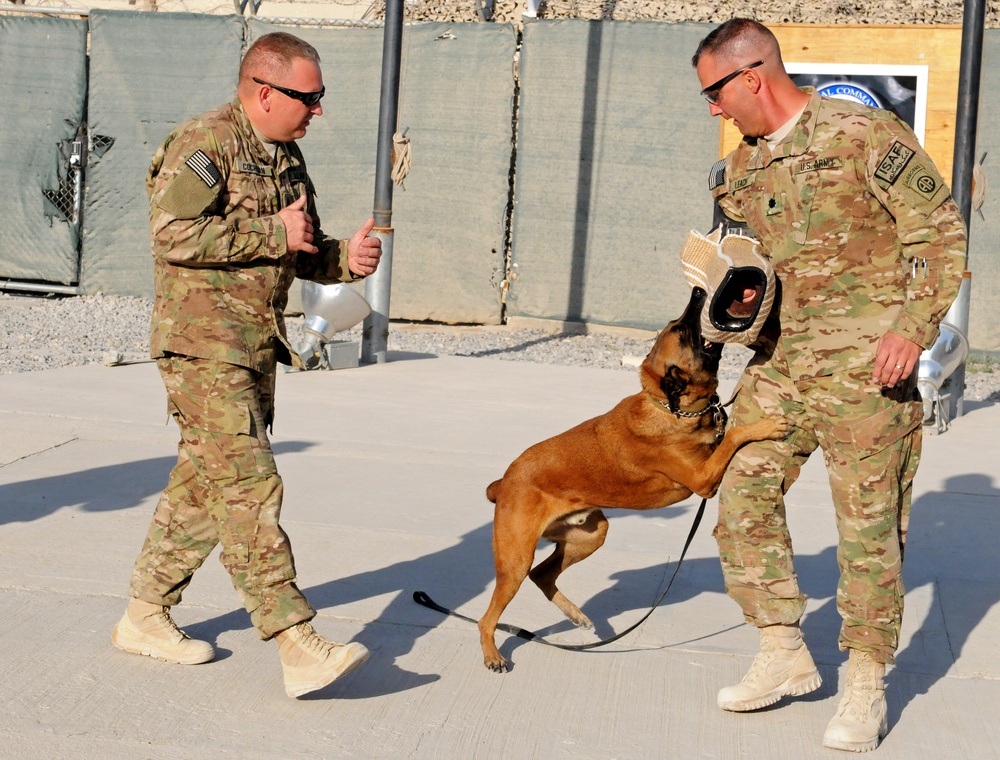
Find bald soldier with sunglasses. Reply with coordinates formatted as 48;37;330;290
111;32;381;699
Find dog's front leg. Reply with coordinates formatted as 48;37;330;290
684;415;791;497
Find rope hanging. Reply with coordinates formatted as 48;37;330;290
391;130;412;188
972;157;988;219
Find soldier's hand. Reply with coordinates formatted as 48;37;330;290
873;331;921;388
347;218;381;277
278;195;318;254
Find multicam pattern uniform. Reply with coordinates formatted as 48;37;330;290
710;88;966;663
130;98;360;639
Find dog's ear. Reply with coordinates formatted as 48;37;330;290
639;328;670;393
659;365;689;407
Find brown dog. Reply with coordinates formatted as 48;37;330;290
478;288;790;672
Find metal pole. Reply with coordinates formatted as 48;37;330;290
361;0;404;364
947;0;985;418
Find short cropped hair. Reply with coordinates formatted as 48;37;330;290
691;18;781;68
239;32;321;83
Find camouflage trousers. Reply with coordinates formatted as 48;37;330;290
715;361;923;664
129;356;314;639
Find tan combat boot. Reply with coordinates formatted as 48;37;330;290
718;623;822;711
823;649;887;752
111;598;215;665
275;622;369;698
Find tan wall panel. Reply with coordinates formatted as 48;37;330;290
718;25;962;181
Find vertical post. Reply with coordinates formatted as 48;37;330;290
947;0;985;417
362;0;404;364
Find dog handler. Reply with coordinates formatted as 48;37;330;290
691;19;966;751
111;32;381;698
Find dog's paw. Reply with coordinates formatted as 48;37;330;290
762;414;793;439
483;652;509;673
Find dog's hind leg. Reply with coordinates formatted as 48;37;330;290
478;500;546;672
530;509;609;629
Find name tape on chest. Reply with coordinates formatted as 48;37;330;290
795;156;844;174
236;160;271;177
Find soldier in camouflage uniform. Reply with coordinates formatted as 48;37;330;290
691;19;966;751
111;32;382;699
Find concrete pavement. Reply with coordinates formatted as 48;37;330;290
1;349;998;759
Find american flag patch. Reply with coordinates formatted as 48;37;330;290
708;158;727;190
185;150;222;188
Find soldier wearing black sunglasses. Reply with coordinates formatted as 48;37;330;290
252;76;326;108
113;31;381;701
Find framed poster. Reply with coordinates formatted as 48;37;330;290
787;62;929;145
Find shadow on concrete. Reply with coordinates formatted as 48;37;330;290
1;456;174;525
187;521;499;699
187;504;740;695
181;470;1000;707
889;472;1000;727
0;441;313;525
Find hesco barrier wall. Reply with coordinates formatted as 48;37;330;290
2;12;997;349
507;20;717;330
0;15;87;285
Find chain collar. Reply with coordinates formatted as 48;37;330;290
656;393;727;441
656;393;718;417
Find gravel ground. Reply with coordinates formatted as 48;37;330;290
2;292;999;402
383;0;999;28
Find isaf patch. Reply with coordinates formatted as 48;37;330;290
874;141;914;185
185;150;222;188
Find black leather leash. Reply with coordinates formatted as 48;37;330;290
412;495;707;652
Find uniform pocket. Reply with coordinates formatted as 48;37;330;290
830;401;923;460
168;392;252;436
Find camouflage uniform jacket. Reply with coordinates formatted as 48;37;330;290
711;88;966;378
147;98;360;371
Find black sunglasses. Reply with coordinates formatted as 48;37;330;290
701;60;764;104
252;77;325;107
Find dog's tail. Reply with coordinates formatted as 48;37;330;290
485;479;502;504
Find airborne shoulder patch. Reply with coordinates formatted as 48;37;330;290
902;163;943;202
874;141;914;185
185;150;222;188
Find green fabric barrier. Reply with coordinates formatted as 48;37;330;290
0;16;87;284
81;10;245;296
508;20;718;331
